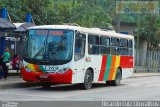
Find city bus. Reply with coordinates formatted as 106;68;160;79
22;25;134;90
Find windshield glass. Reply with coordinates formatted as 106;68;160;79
25;29;74;62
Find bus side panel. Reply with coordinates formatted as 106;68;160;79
111;56;121;80
108;56;117;80
71;56;133;83
120;56;134;68
98;55;121;81
121;68;134;79
70;67;77;84
120;56;134;79
71;58;86;84
85;55;102;83
71;55;102;83
98;55;107;81
98;55;134;81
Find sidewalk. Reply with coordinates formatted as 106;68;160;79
0;76;40;89
131;72;160;78
0;72;160;90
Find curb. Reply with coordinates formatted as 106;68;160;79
8;73;20;76
130;74;160;78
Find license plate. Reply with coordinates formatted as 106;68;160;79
39;75;48;79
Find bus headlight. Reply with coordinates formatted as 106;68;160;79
25;66;32;72
58;68;69;74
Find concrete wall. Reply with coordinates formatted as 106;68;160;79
135;39;148;66
120;26;136;35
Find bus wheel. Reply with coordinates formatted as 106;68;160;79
41;83;52;88
82;69;93;90
111;68;122;86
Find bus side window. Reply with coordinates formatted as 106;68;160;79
128;40;133;56
74;33;86;61
110;38;119;55
119;39;128;55
88;35;99;55
100;36;110;55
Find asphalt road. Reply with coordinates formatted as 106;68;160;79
0;76;160;101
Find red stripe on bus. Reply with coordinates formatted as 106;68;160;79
120;56;133;68
120;56;128;68
98;56;107;81
33;65;41;71
128;56;134;68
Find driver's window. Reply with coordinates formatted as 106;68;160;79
74;33;86;61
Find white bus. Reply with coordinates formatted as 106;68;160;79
22;25;134;90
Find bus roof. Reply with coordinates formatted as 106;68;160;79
29;25;134;40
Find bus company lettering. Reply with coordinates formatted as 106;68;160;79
44;66;59;71
85;57;91;62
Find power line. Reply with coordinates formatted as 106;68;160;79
32;16;46;25
9;13;24;22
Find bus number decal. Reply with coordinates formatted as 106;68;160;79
44;66;59;71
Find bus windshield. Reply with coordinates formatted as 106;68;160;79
24;29;74;63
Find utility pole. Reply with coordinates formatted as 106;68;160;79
137;15;140;49
115;13;120;33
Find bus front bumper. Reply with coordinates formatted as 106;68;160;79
21;68;73;84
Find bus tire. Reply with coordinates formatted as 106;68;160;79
81;69;93;90
111;68;122;86
41;83;52;88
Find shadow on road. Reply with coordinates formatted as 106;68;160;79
27;83;125;92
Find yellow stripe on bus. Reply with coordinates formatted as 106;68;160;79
27;64;35;71
112;56;120;80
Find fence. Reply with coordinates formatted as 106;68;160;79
135;49;160;72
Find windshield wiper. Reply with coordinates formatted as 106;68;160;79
33;47;44;59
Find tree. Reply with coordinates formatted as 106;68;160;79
0;0;113;27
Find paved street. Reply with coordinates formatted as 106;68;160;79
0;75;160;101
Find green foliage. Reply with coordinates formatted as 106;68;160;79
0;0;114;28
153;16;160;46
1;0;160;48
131;14;160;48
70;0;112;27
120;15;135;23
